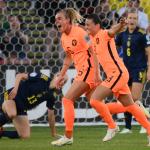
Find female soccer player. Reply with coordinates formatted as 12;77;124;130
85;13;150;146
0;72;67;139
51;8;118;146
116;8;150;134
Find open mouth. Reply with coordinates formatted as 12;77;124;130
57;24;62;29
130;23;134;25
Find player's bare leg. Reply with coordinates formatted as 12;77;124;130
85;86;97;102
132;83;148;134
2;100;17;119
0;100;20;139
13;116;30;139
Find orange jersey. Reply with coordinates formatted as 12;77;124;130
91;29;130;95
61;25;96;88
92;29;128;75
61;25;94;70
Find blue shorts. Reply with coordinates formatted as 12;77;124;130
128;68;147;86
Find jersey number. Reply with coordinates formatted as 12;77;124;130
78;70;83;76
127;48;131;56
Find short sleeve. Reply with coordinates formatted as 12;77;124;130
103;30;112;41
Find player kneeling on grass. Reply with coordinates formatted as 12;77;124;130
0;72;68;139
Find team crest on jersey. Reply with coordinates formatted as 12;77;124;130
41;74;48;81
72;39;77;46
96;38;99;44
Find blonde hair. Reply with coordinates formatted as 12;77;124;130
58;8;83;24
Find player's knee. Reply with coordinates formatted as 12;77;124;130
7;111;17;119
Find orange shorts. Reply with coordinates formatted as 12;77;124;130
75;66;97;89
101;71;131;98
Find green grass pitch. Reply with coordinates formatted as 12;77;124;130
0;126;150;150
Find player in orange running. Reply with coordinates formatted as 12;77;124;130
51;8;118;146
85;14;150;146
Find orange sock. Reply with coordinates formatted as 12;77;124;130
90;99;116;129
106;102;126;114
62;98;74;138
126;104;150;135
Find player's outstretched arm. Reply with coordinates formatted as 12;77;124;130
108;17;127;37
9;73;28;100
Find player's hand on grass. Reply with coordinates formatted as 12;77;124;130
9;88;17;100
